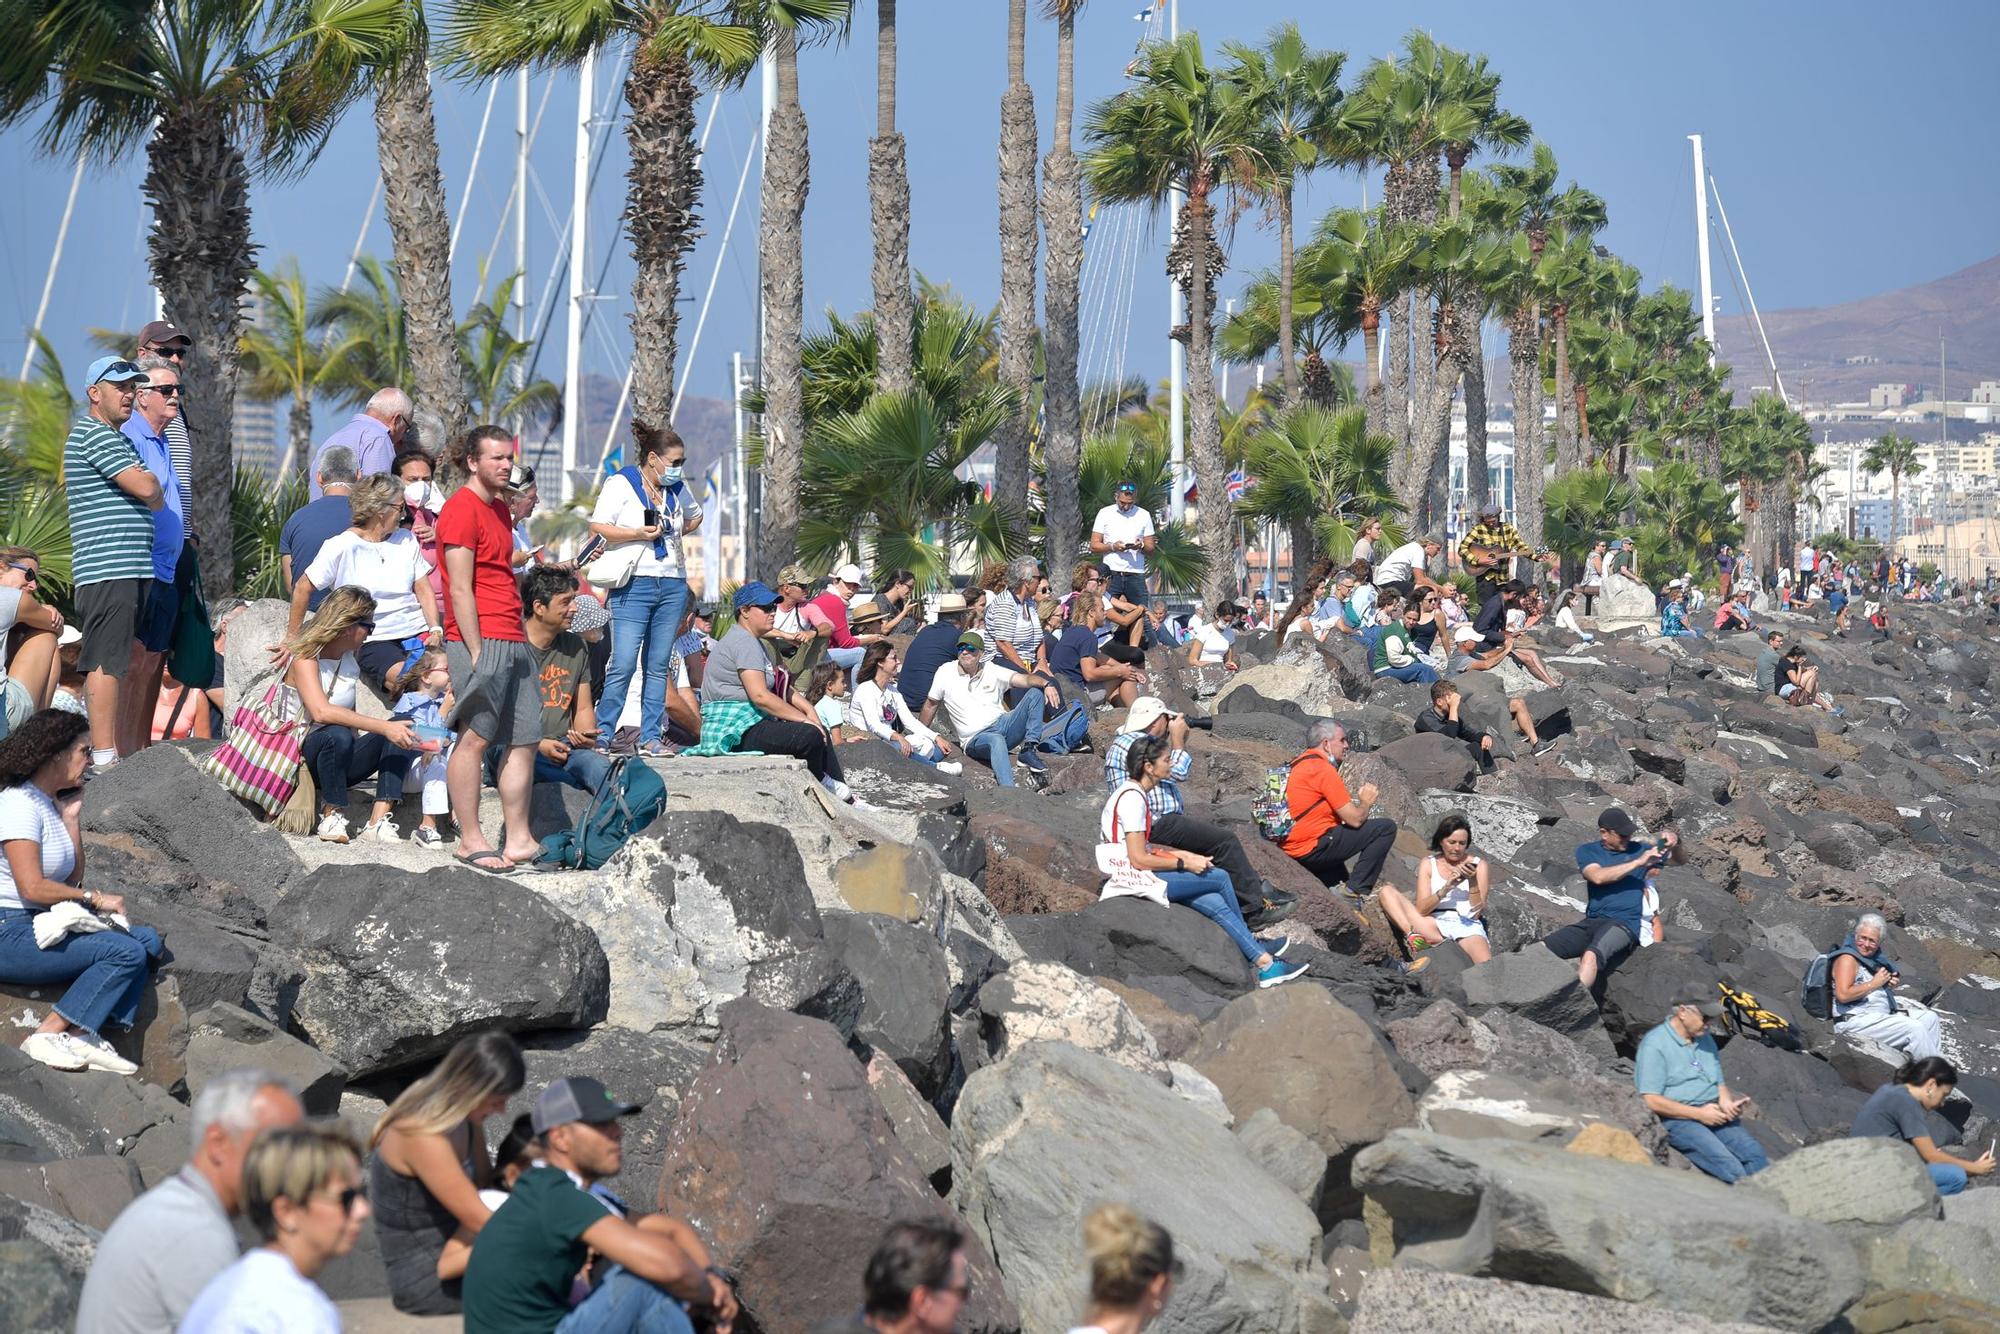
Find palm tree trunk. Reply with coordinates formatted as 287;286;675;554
870;0;915;395
287;393;313;480
1464;319;1490;517
625;50;701;427
1185;190;1229;609
1507;305;1544;546
1276;186;1298;404
1890;471;1901;554
146;113;251;597
1290;513;1316;591
991;0;1038;541
756;29;809;581
375;46;470;454
1039;8;1084;577
1552;309;1578;473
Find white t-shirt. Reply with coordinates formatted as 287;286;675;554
0;783;71;911
926;660;1016;737
316;654;361;711
177;1247;340;1334
851;679;940;748
1639;882;1661;948
0;587;19;669
1373;540;1426;588
589;472;699;579
1189;622;1235;665
1091;503;1155;574
1100;782;1151;844
302;529;433;641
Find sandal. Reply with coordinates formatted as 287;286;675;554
1405;933;1433;954
453;849;519;875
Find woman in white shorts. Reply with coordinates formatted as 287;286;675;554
1378;813;1491;963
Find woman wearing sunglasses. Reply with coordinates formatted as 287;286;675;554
0;547;64;740
283;586;422;844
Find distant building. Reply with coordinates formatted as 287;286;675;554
1971;380;2000;406
232;397;278;481
1869;383;1912;409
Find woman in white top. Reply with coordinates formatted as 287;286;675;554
0;707;159;1074
286;475;441;696
179;1123;371;1334
851;643;962;774
1378;814;1491;964
285;587;421;846
1182;601;1240;670
1068;1203;1178;1334
587;420;703;756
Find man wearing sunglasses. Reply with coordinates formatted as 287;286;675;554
136;320;196;525
0;549;64;739
118;357;190;756
63;356;164;771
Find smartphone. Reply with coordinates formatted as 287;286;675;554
642;507;660;527
575;534;607;566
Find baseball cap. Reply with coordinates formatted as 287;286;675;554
1597;807;1638;839
86;356;147;386
1670;985;1725;1019
692;602;717;621
1124;696;1175;733
955;630;986;652
568;593;611;634
1420;533;1444;547
531;1076;643;1134
776;563;814;590
734;580;781;610
138;319;191;348
831;562;865;587
1451;624;1482;644
1115;481;1138;494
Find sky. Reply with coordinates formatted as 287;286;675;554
1;0;1995;436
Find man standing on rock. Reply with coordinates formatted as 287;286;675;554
1540;807;1671;997
1090;480;1157;609
1104;697;1296;929
1280;720;1397;910
1635;987;1770;1184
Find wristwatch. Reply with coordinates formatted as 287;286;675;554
1174;857;1185;873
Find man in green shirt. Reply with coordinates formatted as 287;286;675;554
463;1077;733;1334
1635;987;1768;1184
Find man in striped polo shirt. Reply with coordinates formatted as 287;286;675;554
64;357;165;770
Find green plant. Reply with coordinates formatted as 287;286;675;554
0;483;74;609
1633;461;1739;579
1234;404;1401;581
1542;465;1634;584
0;333;73;480
230;466;309;601
1076;426;1208;592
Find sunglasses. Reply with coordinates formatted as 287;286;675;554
7;562;37;582
145;343;188;358
320;1186;367;1213
356;619;377;632
142;383;182;397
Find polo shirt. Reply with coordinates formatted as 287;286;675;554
983;589;1043;667
1090;502;1155;574
120;414;184;580
899;622;961;715
63;413;155;587
461;1166;611;1334
1574;838;1655;940
75;1166;239;1333
1634;1021;1722;1107
308;413;395;500
927;660;1016;737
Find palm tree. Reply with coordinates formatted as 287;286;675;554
1535;229;1597;476
1542;464;1634;584
870;0;915;395
230;467;309;601
1722;393;1808;574
1038;0;1090;592
461;271;562;427
0;0;402;594
1863;432;1924;552
237;262;330;480
1634;460;1739;578
990;0;1039;541
1084;32;1265;607
1399;217;1497;530
0;334;73;481
1235;404;1401;587
314;256;414;410
1221;23;1345;407
1077;426;1208;591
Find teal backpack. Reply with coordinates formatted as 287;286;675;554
536;756;669;870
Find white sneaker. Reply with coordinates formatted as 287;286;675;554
821;777;855;804
935;761;964;776
362;818;402;844
75;1031;139;1076
315;812;351;843
413;826;445;848
20;1031;87;1071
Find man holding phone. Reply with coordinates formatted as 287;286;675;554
1635;986;1768;1184
1539;807;1673;996
1090;482;1157;608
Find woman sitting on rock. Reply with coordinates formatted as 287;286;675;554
284;474;443;696
1849;1056;1995;1196
1074;1203;1178;1332
1377;813;1491;965
851;643;962;774
1831;912;1944;1060
368;1030;526;1315
0;708;160;1074
282;586;422;844
1101;735;1305;989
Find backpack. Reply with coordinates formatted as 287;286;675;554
536;755;669;870
1036;699;1092;755
1719;980;1803;1050
1801;950;1838;1020
1253;755;1328;844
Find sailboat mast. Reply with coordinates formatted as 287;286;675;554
1689;134;1715;364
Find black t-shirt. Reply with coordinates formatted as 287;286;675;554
899;622;961;716
1048;624;1101;691
1415;708;1474;742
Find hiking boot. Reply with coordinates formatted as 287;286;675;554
1257;890;1299;927
315;812;351;844
1256;959;1310;988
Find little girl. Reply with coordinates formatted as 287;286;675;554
390;650;455;848
802;662;866;744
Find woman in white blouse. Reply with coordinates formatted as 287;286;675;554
850;643;961;775
284;475;441;696
285;587;421;845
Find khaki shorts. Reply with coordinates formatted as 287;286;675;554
445;638;541;747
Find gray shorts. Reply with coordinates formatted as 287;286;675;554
0;676;32;739
445;638;541;747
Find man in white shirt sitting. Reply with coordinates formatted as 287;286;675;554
921;631;1054;790
1372;533;1445;602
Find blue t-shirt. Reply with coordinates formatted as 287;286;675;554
1574;838;1655;939
279;496;353;611
898;622;961;717
1048;624;1101;692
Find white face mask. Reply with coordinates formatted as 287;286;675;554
404;480;439;511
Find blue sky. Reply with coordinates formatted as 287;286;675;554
1;0;1993;415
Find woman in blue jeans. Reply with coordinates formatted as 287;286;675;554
0;708;162;1074
589;421;702;756
1101;736;1307;989
1849;1056;1995;1196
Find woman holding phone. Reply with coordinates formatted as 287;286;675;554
1378;813;1491;963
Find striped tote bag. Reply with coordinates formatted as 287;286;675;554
201;681;305;818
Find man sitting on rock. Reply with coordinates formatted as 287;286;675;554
1104;696;1296;929
520;564;609;795
1540;807;1672;997
1636;986;1769;1184
810;1219;973;1334
463;1077;735;1334
1280;719;1397;909
920;630;1052;790
1442;631;1556;753
1471;581;1562;688
897;593;971;719
1416;680;1557;771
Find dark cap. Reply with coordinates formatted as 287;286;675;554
734;580;781;610
1597;807;1638;839
138;319;191;349
1670;985;1725;1019
532;1076;643;1134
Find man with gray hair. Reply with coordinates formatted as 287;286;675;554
1279;720;1398;907
309;385;412;500
280;445;358;603
75;1069;304;1333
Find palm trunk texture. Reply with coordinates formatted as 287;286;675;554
625;51;701;427
288;394;313;480
1184;193;1229;608
1507;306;1544;546
992;3;1038;543
1277;188;1298;404
870;0;914;397
756;35;809;582
1039;13;1084;577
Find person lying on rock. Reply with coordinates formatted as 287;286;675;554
1538;806;1671;997
1437;639;1555;755
1104;696;1295;930
1849;1056;1995;1197
1378;814;1492;965
1635;986;1769;1184
1278;720;1401;919
464;1077;735;1334
809;1219;974;1334
1102;734;1305;989
1829;912;1945;1060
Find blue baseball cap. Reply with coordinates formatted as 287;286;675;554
733;580;781;610
87;356;147;386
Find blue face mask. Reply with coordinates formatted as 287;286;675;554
661;466;684;485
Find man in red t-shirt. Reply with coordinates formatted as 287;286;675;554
440;426;541;872
1281;719;1397;906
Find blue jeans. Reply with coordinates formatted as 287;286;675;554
1929;1162;1969;1196
301;726;415;809
554;1267;694;1334
965;690;1047;788
534;748;612;795
1157;868;1263;963
886;737;947;767
1375;661;1439;684
598;575;691;746
1663;1118;1769;1184
0;909;163;1034
1106;571;1151;605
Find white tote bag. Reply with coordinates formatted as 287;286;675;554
1096;784;1168;905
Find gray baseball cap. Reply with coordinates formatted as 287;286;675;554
532;1076;643;1134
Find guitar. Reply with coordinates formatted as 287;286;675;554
1461;542;1552;576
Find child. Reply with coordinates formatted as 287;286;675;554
51;631;88;719
802;661;865;744
391;649;454;848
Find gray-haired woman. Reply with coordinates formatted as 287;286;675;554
1831;912;1943;1059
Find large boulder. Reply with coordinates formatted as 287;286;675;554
1006;897;1250;1001
511;1026;712;1206
0;1046;187;1188
1593;573;1662;633
1354;1130;1863;1329
269;863;610;1076
1746;1138;1941;1233
1864;1219;2000;1308
1414;1068;1659;1158
952;1041;1343;1334
0;1194;102;1332
970;961;1166;1082
658;1002;1016;1334
1371;732;1480;796
822;911;953;1097
1457;946;1603;1044
1213;652;1349;718
184;1003;347;1116
1350;1268;1787;1334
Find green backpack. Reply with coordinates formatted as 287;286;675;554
536;756;669;870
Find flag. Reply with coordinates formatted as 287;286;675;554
1225;468;1250;502
1080;201;1100;245
1184;478;1199;504
602;444;623;474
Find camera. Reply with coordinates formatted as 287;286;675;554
1185;715;1214;732
642;507;660;527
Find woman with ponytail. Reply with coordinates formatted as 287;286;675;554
1849;1056;1995;1195
1070;1204;1178;1333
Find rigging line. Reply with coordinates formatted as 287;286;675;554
670;122;761;428
1080;198;1135;413
449;80;500;263
480;73;560;281
1099;200;1145;430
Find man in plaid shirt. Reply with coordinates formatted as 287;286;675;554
1103;697;1296;929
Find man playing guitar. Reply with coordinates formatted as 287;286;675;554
1459;505;1553;599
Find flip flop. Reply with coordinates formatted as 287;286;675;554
453;849;519;875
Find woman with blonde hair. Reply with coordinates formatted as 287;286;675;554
177;1123;370;1332
284;473;442;697
367;1030;525;1315
283;586;421;844
1072;1203;1178;1333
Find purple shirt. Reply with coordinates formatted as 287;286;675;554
120;414;184;580
308;413;396;499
